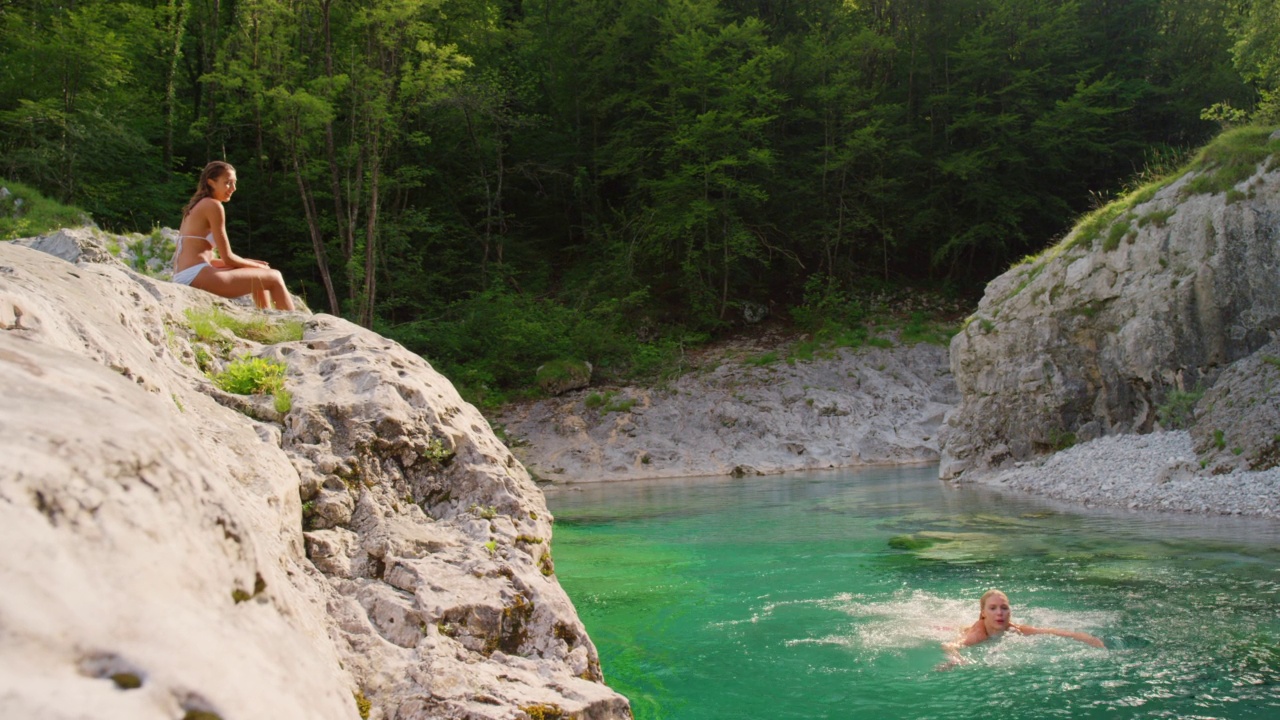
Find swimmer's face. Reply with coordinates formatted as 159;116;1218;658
982;593;1011;632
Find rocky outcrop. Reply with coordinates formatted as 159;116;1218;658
498;338;956;483
0;232;630;719
1190;340;1280;473
940;135;1280;479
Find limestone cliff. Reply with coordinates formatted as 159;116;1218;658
0;231;630;719
940;128;1280;479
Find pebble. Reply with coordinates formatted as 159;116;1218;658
970;431;1279;518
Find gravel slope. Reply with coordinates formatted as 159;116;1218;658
956;431;1280;518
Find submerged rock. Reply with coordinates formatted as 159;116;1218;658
886;531;1002;563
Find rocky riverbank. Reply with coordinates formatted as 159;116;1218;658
501;328;1280;520
497;327;958;483
957;431;1280;518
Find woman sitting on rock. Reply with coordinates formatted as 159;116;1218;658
172;161;295;311
939;588;1104;669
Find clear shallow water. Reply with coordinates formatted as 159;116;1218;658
545;466;1280;720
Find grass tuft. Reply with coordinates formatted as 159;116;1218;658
185;307;303;345
1181;125;1280;197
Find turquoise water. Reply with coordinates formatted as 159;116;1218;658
546;466;1280;720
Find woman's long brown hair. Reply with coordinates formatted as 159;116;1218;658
181;161;235;219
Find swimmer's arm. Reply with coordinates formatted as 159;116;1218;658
936;627;983;671
1017;624;1105;648
935;640;967;671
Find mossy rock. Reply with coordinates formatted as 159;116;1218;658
536;359;592;395
887;531;1001;563
888;534;937;551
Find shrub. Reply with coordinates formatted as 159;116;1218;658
0;179;90;239
273;388;293;414
790;274;864;333
211;355;290;414
384;288;680;407
1048;428;1077;451
1156;387;1204;430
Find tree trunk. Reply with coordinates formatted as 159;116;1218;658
163;0;188;169
294;156;341;314
319;0;350;305
360;151;381;328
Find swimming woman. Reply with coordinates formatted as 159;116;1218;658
938;589;1104;669
173;161;295;311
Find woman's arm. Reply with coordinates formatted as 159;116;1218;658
936;623;987;670
1017;624;1105;647
205;201;269;270
936;639;968;671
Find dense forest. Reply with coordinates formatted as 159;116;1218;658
2;0;1278;401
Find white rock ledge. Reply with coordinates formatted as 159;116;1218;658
0;234;631;720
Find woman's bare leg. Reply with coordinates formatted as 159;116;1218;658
192;267;296;311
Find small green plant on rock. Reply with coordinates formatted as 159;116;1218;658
192;344;215;371
470;504;498;519
1048;428;1077;451
521;703;565;720
743;351;779;366
1156;387;1204;429
584;390;635;413
354;692;372;720
273;388;293;414
1138;208;1176;228
212;355;287;396
422;437;454;463
211;355;292;414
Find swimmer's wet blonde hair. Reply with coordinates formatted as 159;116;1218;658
978;588;1008;616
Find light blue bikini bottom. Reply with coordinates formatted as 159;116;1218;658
172;263;210;286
